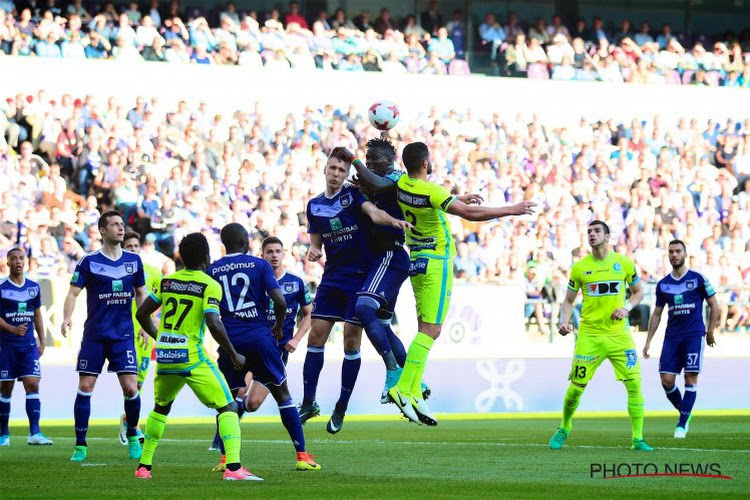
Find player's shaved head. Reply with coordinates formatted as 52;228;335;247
221;223;249;254
402;142;430;175
668;239;686;251
179;232;210;269
588;220;610;235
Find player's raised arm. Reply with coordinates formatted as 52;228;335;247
350;157;397;195
205;312;245;370
705;294;719;347
136;296;161;340
447;199;536;221
61;285;83;337
361;201;413;231
643;305;664;358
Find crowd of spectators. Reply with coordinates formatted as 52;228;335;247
481;13;750;86
2;0;750;84
0;0;469;75
2;87;749;334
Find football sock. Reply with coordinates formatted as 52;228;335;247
0;393;10;435
140;411;167;466
235;397;246;420
302;346;325;406
355;298;396;369
124;393;141;438
560;383;584;432
384;323;407;366
26;393;41;435
397;332;434;397
679;384;697;427
625;378;645;440
73;390;92;446
218;411;242;467
279;398;305;452
664;384;682;410
335;350;361;412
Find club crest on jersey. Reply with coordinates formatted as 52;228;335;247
625;349;637;369
613;262;622;272
283;282;298;294
339;193;352;208
686;280;695;290
28;287;38;298
125;262;136;274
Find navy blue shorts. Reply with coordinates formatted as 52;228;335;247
312;282;363;325
218;335;287;390
0;344;41;381
358;247;410;315
76;337;138;375
659;335;705;374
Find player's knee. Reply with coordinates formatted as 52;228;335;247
623;378;641;394
572;382;587;389
245;394;264;412
343;336;361;351
24;381;40;393
684;373;699;385
218;400;240;415
78;380;95;393
154;402;172;415
354;297;378;322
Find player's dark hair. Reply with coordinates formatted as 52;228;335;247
123;230;140;242
402;142;430;175
179;233;210;269
366;137;397;161
262;236;283;250
588;220;610;235
6;247;25;258
220;223;249;254
98;210;122;229
668;239;687;251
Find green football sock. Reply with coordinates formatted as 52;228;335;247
218;411;242;465
625;379;645;440
410;333;434;398
140;411;167;466
397;332;434;397
561;384;585;432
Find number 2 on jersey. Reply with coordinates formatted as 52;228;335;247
403;210;423;236
219;273;254;312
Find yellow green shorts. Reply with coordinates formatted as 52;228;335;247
409;257;453;325
569;333;641;384
153;360;233;409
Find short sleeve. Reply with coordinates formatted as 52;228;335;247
151;278;163;304
133;257;146;288
262;261;281;294
568;263;580;292
31;285;42;309
428;183;456;212
351;188;366;209
700;275;716;299
624;257;639;285
306;201;321;234
204;280;222;315
655;282;666;307
70;256;87;288
385;170;403;184
299;279;312;306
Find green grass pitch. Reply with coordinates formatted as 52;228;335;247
1;413;748;499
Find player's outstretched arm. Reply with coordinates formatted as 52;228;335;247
269;288;288;341
206;313;246;370
558;288;577;336
447;199;536;222
61;285;82;337
350;158;396;195
643;305;664;358
136;296;161;340
705;294;719;347
361;201;413;231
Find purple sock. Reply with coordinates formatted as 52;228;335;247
279;398;305;452
664;384;682;410
0;393;10;436
26;393;41;435
678;384;697;427
335;350;361;413
124;393;141;438
74;390;92;446
302;346;325;406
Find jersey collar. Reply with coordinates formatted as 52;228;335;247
276;271;287;283
670;268;691;281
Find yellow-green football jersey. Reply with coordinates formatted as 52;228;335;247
396;175;457;260
151;269;222;374
132;262;162;334
568;252;639;336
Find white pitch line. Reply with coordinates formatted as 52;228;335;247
48;436;750;453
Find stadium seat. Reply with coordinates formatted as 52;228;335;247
448;59;471;76
681;70;696;84
527;63;549;80
665;69;682;85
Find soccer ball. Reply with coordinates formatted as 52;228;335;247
368;100;400;130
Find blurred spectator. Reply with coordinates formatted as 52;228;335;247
284;1;308;30
420;0;443;36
